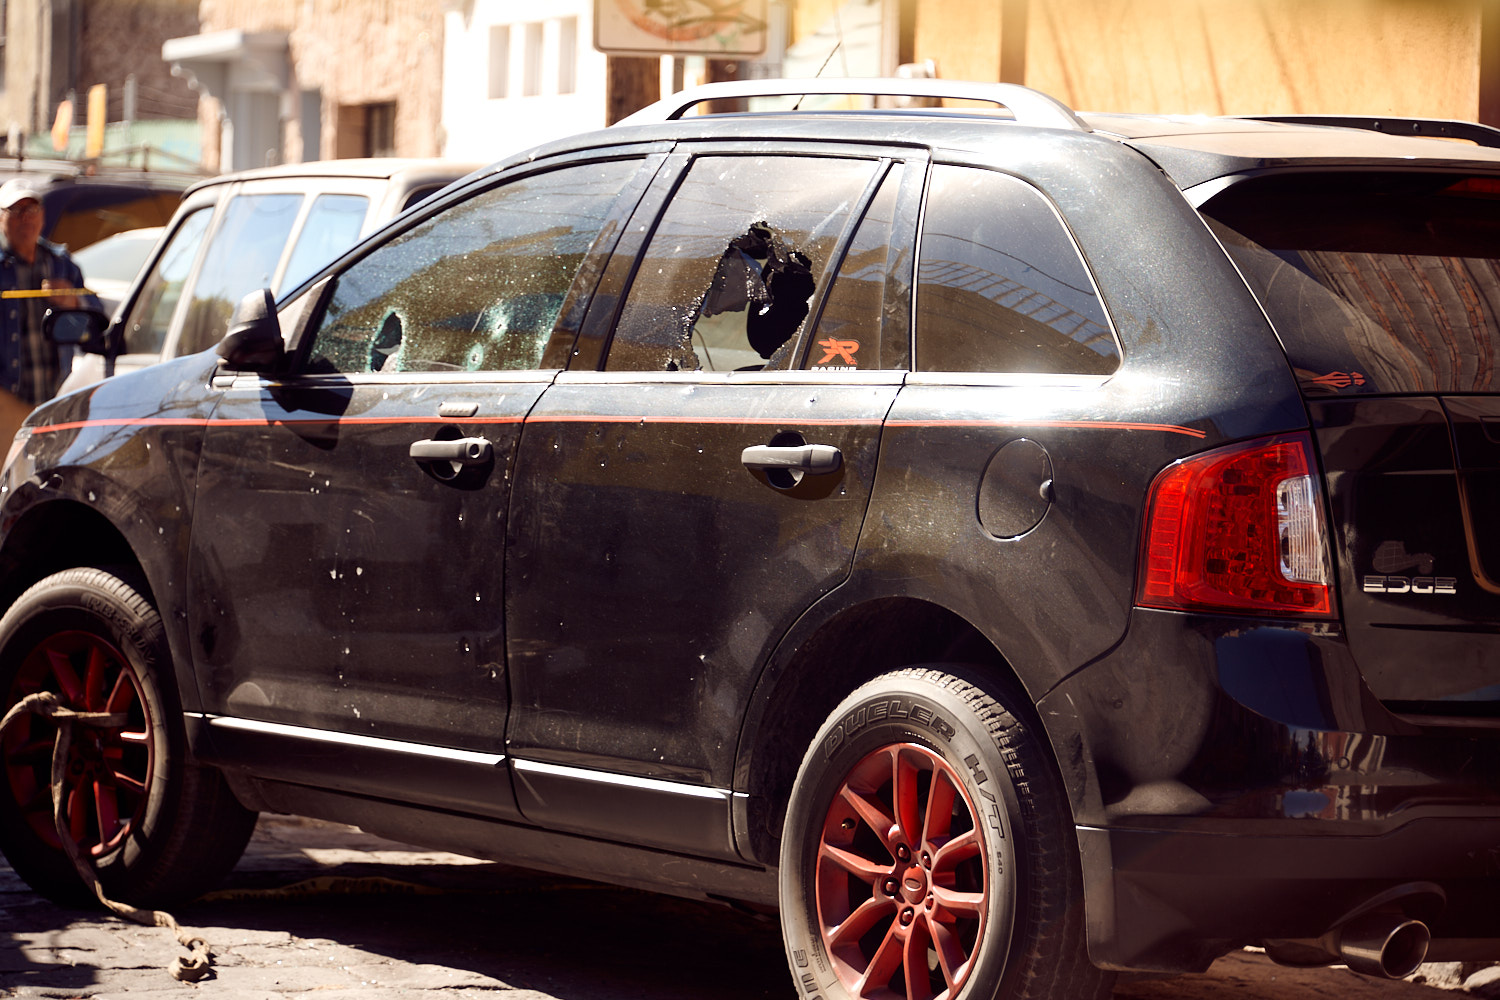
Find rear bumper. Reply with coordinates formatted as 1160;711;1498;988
1042;608;1500;972
1079;815;1500;972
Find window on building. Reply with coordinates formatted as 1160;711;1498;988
0;0;8;89
335;102;398;159
523;22;544;97
489;25;510;99
364;102;396;157
557;17;577;95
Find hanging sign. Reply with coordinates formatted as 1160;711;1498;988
595;0;767;58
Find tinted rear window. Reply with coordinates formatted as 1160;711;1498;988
44;185;182;250
1203;172;1500;394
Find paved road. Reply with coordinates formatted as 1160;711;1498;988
0;817;1482;999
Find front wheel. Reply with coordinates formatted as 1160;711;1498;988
0;567;257;907
779;666;1112;1000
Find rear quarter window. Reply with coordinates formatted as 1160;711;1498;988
915;164;1118;375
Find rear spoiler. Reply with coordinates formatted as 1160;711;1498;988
1243;115;1500;149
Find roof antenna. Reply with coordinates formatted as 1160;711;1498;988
793;4;847;111
792;40;842;111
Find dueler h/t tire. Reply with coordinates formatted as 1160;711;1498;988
779;665;1111;1000
0;567;257;907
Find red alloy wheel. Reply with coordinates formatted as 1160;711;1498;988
2;630;154;857
815;743;988;1000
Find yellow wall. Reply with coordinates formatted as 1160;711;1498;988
914;0;1483;119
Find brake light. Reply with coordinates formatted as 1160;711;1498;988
1138;433;1333;616
1444;176;1500;198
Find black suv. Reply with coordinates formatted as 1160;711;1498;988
4;79;1500;1000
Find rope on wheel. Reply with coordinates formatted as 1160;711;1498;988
0;692;214;983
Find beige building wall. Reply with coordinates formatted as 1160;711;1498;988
0;2;41;135
196;0;444;161
916;0;1485;120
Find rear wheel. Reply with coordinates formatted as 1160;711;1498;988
0;567;257;907
779;665;1112;1000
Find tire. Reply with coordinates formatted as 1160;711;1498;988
779;665;1113;1000
0;566;257;908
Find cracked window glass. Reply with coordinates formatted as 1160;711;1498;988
306;159;640;375
807;165;904;371
916;165;1118;375
607;155;880;373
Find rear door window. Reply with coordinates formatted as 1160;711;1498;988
915;164;1118;375
804;164;907;371
1202;172;1500;394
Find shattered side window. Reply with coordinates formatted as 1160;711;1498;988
305;159;640;375
606;155;881;372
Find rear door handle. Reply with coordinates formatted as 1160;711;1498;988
740;444;842;474
410;437;493;465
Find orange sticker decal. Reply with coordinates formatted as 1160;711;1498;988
816;339;860;366
1308;370;1367;390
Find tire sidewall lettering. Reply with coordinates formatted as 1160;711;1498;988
821;695;958;761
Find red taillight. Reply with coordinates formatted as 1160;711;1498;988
1444;176;1500;198
1138;432;1334;617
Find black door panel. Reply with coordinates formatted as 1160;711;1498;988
189;377;543;754
504;377;899;790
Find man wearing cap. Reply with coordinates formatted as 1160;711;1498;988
0;177;89;406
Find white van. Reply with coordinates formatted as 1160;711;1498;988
61;157;478;393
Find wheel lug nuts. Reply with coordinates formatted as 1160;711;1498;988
921;851;932;868
882;877;899;896
899;907;914;926
925;893;934;909
895;844;910;862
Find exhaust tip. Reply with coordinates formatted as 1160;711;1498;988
1337;914;1431;979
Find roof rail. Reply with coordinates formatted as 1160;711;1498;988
617;78;1089;133
1243;115;1500;149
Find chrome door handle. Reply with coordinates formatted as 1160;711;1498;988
409;437;493;465
740;444;842;474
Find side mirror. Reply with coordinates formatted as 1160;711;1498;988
216;288;284;372
43;308;110;353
